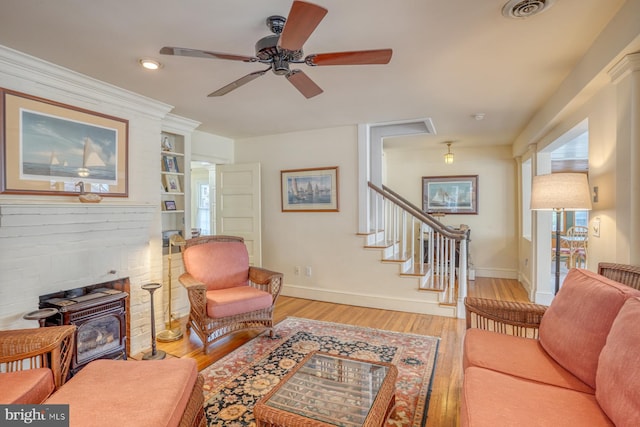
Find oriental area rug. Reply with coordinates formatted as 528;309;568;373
199;317;440;427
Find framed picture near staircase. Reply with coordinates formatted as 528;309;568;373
422;175;478;214
281;166;339;212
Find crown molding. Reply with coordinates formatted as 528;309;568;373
0;44;173;120
608;52;640;84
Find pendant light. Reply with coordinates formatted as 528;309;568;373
444;142;454;165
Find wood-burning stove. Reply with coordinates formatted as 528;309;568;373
39;280;128;376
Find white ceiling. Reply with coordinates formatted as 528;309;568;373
0;0;628;149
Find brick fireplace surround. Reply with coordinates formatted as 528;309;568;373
0;202;159;356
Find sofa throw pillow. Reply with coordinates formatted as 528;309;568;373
539;268;640;389
595;297;640;426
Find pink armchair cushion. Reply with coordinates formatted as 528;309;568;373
45;358;198;427
207;286;273;319
461;367;614;427
539;268;640;389
596;297;640;426
0;368;54;404
463;328;593;393
183;241;249;290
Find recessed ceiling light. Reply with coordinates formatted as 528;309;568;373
139;58;162;70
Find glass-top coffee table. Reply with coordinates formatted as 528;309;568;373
254;351;397;427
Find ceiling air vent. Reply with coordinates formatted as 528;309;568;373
502;0;555;19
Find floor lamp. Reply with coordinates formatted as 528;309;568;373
157;234;187;342
531;173;592;294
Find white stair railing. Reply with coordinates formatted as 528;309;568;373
368;182;469;306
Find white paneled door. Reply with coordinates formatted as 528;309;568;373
215;163;262;266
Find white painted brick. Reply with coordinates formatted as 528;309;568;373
0;202;162;353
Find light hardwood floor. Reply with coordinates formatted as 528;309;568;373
154;276;530;427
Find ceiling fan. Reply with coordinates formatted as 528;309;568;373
160;0;392;99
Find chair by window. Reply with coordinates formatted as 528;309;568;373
564;226;588;268
179;235;283;354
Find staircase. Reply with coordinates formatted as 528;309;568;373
361;182;470;318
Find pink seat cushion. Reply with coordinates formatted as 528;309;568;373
0;368;54;404
207;286;273;319
45;358;198;427
596;297;640;426
539;268;640;389
463;328;593;393
183;241;249;290
461;367;614;427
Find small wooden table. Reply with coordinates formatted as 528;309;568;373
254;351;397;427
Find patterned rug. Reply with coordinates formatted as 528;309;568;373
199;317;440;426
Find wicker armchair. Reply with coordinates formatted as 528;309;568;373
0;325;75;391
180;235;283;354
465;263;640;338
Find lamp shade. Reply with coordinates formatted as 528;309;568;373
530;173;592;211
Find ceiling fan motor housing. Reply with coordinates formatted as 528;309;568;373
255;33;304;75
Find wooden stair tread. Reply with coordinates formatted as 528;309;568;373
400;263;431;277
382;252;411;263
364;240;396;249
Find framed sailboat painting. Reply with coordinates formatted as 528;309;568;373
0;88;128;197
281;166;339;212
422;175;478;214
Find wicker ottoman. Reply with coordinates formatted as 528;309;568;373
254;351;397;427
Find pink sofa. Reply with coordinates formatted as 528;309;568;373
462;268;640;426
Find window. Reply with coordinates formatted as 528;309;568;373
574;211;589;227
196;183;211;235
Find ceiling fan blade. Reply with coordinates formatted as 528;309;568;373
278;1;328;52
286;70;323;98
160;47;256;62
208;68;269;97
306;49;393;66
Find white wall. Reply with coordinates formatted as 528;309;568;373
192;130;234;163
385;145;518;278
234;126;506;314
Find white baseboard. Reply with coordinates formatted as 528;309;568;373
474;267;519;279
281;284;457;318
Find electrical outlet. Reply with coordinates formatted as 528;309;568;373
305;266;312;276
294;266;301;276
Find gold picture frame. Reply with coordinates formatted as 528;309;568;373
0;88;128;197
281;166;339;212
163;174;181;193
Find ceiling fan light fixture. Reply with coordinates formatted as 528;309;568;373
139;58;162;70
444;142;454;165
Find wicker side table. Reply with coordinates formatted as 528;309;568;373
254;351;397;427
